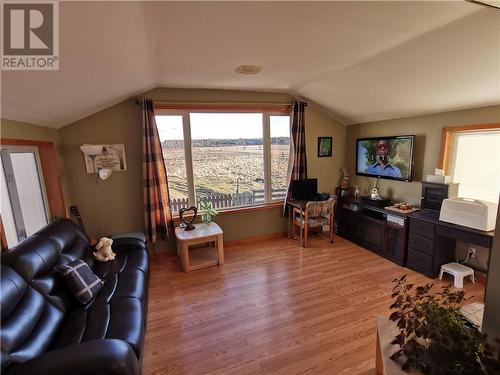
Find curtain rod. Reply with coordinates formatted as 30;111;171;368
133;99;306;106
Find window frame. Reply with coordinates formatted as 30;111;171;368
439;122;500;202
0;145;51;246
155;105;291;214
439;123;500;174
0;139;66;251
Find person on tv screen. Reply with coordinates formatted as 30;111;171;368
365;140;402;178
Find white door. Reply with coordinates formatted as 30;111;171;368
0;146;50;247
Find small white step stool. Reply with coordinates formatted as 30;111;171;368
439;262;475;288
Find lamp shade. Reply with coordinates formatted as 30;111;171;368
98;168;112;181
80;144;103;155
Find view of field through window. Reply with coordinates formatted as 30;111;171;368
156;113;290;212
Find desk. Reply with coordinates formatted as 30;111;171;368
407;210;494;281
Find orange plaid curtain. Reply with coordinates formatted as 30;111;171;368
284;102;308;213
142;99;173;243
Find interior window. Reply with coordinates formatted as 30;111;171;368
156;115;189;212
449;130;500;203
270;115;290;201
190;113;264;208
156;108;291;213
0;146;49;247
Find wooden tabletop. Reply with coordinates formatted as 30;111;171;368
175;222;223;241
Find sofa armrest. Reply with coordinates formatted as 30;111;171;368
8;339;139;375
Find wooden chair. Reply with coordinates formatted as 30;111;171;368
293;197;336;247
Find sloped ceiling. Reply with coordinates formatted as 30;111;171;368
1;1;499;128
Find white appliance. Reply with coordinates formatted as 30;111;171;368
426;168;451;184
387;214;405;227
439;198;497;232
426;174;451;184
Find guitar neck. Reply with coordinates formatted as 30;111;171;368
70;206;84;228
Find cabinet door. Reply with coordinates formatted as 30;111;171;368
385;224;406;265
357;215;384;251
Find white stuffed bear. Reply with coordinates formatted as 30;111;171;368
93;237;116;262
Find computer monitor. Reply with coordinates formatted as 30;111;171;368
290;178;318;200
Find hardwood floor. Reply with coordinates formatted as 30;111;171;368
143;234;484;375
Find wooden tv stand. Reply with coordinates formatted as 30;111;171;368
337;201;409;266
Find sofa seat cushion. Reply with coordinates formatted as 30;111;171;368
49;243;147;360
92;243;148;281
49;297;145;359
97;270;146;303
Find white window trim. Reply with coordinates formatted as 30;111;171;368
156;108;291;212
440;124;500;203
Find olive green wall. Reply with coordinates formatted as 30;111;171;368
1;118;59;141
0;118;72;212
346;104;500;271
59;88;346;242
345;104;500;205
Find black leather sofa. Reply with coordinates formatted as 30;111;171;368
1;219;149;375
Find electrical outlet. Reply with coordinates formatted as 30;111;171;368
469;247;477;257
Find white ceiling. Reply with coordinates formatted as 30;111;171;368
1;1;499;128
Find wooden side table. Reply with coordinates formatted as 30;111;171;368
175;223;224;272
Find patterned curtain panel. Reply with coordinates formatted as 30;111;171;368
142;99;173;243
284;102;308;210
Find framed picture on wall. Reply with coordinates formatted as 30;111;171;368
83;144;127;173
318;137;332;157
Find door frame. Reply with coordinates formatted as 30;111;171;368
1;145;51;244
0;138;67;250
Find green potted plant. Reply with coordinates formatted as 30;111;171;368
389;275;500;374
199;200;219;225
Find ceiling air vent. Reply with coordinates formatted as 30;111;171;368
236;65;262;75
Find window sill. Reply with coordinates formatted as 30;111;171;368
172;201;284;219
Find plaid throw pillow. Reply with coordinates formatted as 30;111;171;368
57;259;103;304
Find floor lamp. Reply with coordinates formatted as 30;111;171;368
80;145;113;237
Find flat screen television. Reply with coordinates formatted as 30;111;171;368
356;135;415;182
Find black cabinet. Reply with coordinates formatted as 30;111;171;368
406;216;455;278
338;203;407;266
407;210;494;279
420;182;458;211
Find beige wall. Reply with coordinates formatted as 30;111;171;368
346;104;500;271
59;88;346;242
0;118;72;212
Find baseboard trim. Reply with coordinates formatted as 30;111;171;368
225;232;287;246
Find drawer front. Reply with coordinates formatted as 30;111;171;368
436;225;492;248
408;234;434;256
409;219;435;240
407;249;433;275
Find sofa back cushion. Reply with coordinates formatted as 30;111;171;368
1;265;64;372
2;219;92;312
